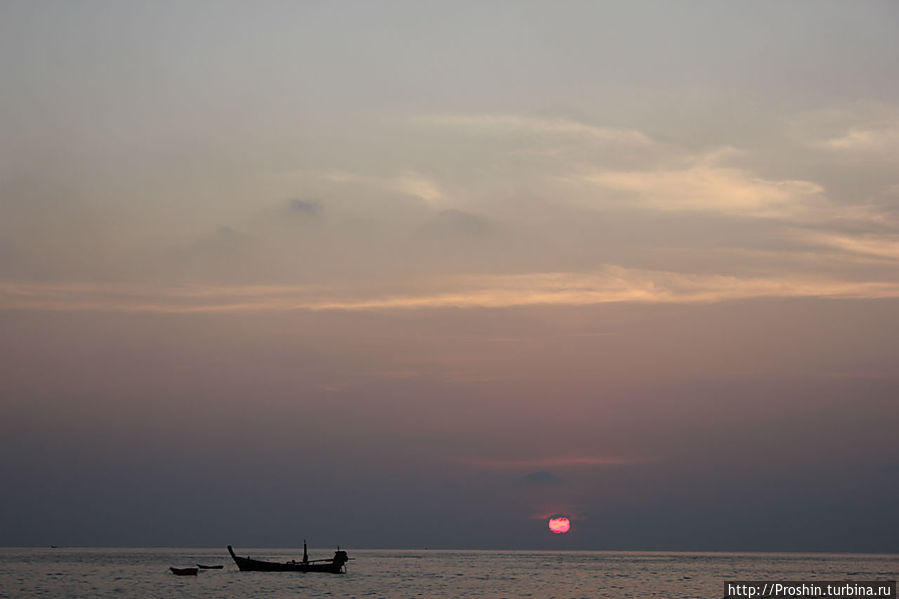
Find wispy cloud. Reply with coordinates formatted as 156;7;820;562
417;113;653;146
793;105;899;162
819;122;899;154
797;231;899;261
4;267;899;313
322;169;448;207
567;160;825;218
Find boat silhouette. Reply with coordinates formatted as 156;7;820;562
227;542;349;573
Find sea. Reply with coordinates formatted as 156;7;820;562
0;547;895;599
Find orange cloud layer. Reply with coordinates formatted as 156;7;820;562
3;267;899;313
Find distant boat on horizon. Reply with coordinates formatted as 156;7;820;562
227;542;350;574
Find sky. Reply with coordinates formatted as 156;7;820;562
1;1;898;552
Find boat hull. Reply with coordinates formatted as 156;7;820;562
227;546;347;573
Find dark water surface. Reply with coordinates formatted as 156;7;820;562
0;547;895;598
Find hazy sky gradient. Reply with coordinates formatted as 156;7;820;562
1;1;897;551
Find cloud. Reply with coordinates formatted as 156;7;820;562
4;266;899;313
797;231;899;261
792;104;899;162
418;113;653;146
287;198;321;215
531;511;581;521
567;160;825;218
322;169;447;208
819;123;899;155
2;106;897;298
390;171;446;207
416;110;894;228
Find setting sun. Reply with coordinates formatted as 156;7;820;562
548;517;571;534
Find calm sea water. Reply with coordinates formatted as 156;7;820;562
0;548;895;598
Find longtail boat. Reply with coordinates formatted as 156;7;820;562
227;542;349;574
169;566;198;576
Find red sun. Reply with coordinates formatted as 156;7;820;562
548;517;571;534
